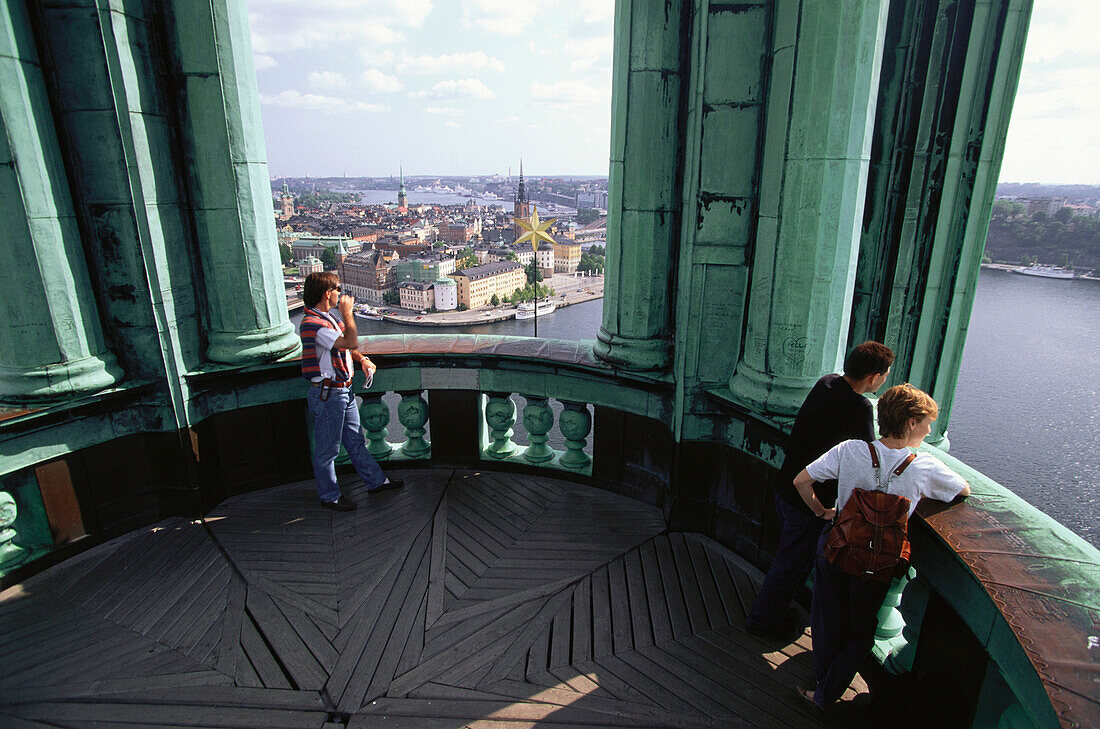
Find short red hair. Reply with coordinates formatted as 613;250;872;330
877;383;938;438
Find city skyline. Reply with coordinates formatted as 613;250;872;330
250;0;1098;184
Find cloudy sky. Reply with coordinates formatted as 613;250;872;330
248;0;614;178
249;0;1097;183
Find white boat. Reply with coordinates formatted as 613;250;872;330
515;301;557;319
354;304;384;320
1013;265;1075;279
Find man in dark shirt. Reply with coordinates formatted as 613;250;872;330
745;341;895;640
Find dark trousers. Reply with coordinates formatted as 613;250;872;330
746;494;827;631
810;529;891;706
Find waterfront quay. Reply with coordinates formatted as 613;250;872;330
381;273;603;326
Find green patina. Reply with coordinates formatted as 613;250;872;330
4;1;1094;727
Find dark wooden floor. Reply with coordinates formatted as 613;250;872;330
0;469;865;728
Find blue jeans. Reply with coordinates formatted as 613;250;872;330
746;494;827;631
307;385;385;502
810;529;891;706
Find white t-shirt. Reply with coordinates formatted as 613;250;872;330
805;439;967;517
312;314;351;382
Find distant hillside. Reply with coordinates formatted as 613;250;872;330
996;183;1100;204
983;198;1100;272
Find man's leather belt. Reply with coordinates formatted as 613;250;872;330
312;378;352;388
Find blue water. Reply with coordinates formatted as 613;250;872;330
356;189;514;211
949;269;1099;547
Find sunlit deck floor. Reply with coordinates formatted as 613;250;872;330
0;469;866;728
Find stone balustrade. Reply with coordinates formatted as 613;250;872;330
316;384;594;476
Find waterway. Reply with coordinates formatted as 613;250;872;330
949;269;1099;547
295;269;1099;547
357;189;515;211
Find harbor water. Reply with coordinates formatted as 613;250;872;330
948;269;1098;547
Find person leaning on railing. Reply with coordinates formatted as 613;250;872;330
745;342;895;641
793;384;970;710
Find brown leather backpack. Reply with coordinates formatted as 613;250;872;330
823;442;916;582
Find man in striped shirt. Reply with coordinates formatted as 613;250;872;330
300;272;402;511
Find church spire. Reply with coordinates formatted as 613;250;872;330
397;165;408;212
516;159;526;203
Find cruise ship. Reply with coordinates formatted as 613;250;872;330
1013;265;1075;279
514;300;557;319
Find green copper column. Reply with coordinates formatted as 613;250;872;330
169;0;299;365
902;0;1031;446
848;0;1032;446
729;0;890;415
595;0;686;372
0;1;122;402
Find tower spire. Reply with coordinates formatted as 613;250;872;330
397;164;408;212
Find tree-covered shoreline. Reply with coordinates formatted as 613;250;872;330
981;184;1100;273
984;200;1100;272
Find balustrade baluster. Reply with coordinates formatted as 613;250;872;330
484;393;518;459
875;566;914;670
360;394;393;459
397;391;431;458
521;396;555;464
0;491;27;569
557;401;592;470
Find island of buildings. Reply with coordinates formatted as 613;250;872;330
276;169;606;315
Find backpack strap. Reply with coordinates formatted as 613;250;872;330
868;442;918;492
893;452;917;476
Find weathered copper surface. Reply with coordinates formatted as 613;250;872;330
920;490;1100;729
0;406;37;424
360;334;604;368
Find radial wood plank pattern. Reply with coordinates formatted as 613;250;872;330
0;469;863;728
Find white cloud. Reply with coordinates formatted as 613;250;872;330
445;121;460;128
565;37;612;59
417;78;494;99
1001;65;1100;183
259;89;390;113
501;115;519;123
247;0;432;54
360;48;398;67
998;1;1100;182
308;71;347;89
425;107;467;116
253;53;277;71
564;1;614;38
530;80;604;106
1015;0;1096;65
361;68;403;92
461;0;540;35
397;51;505;75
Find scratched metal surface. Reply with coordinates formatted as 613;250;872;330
918;448;1100;729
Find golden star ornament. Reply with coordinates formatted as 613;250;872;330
514;209;557;252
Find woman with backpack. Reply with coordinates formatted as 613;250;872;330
792;383;971;710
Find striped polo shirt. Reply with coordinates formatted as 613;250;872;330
299;308;352;384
